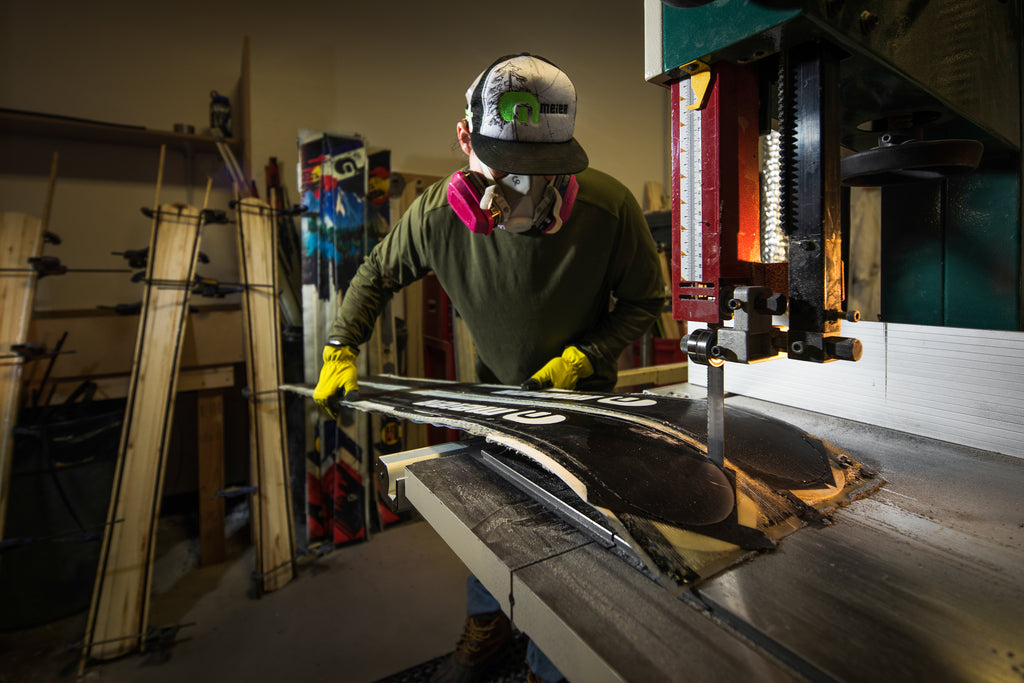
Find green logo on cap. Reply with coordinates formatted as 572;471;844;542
499;92;540;125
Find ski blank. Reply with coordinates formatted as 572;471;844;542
236;198;295;593
83;204;203;662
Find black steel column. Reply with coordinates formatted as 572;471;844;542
781;42;844;362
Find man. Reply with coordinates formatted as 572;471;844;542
314;53;665;683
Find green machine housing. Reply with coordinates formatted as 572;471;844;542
647;0;1022;331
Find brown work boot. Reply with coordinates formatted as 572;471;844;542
526;670;566;683
430;611;512;683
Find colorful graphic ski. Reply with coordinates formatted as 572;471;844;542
297;130;370;547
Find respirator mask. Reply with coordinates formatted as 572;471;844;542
447;168;578;236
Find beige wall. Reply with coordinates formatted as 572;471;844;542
0;0;669;311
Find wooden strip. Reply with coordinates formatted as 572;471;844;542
41;152;59;232
202;176;213;211
237;198;295;592
238;36;252;174
83;204;203;662
153;145;166;209
453;315;476;382
0;213;45;537
197;389;226;566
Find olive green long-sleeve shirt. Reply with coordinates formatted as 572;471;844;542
329;167;666;391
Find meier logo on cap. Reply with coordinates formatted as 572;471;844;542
466;53;589;176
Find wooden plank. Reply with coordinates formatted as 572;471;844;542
0;212;45;537
238;36;251;176
197;389;226;566
453;315;476;382
236;198;294;592
657;247;682;340
614;361;688;390
83;204;203;662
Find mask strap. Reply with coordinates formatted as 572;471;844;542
544;182;565;234
479;184;511;220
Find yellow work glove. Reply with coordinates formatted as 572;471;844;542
522;346;594;391
313;345;359;419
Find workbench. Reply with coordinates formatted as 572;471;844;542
403;387;1023;683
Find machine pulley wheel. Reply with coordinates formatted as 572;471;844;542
841;138;984;187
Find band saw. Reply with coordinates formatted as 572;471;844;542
337;2;1023;681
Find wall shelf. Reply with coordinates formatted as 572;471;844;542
0;109;243;158
0;36;250;168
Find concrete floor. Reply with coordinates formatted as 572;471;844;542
0;519;471;683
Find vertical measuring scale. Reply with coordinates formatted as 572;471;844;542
676;73;724;468
678;83;703;287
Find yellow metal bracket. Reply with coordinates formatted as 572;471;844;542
681;60;711;110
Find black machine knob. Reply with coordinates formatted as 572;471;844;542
826;336;863;362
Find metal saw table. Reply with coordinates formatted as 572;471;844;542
402;388;1023;683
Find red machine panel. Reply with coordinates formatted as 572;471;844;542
671;63;761;324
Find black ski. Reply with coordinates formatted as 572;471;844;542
350;378;734;528
281;376;880;586
360;378;842;490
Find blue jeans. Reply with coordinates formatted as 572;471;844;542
466;575;564;683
